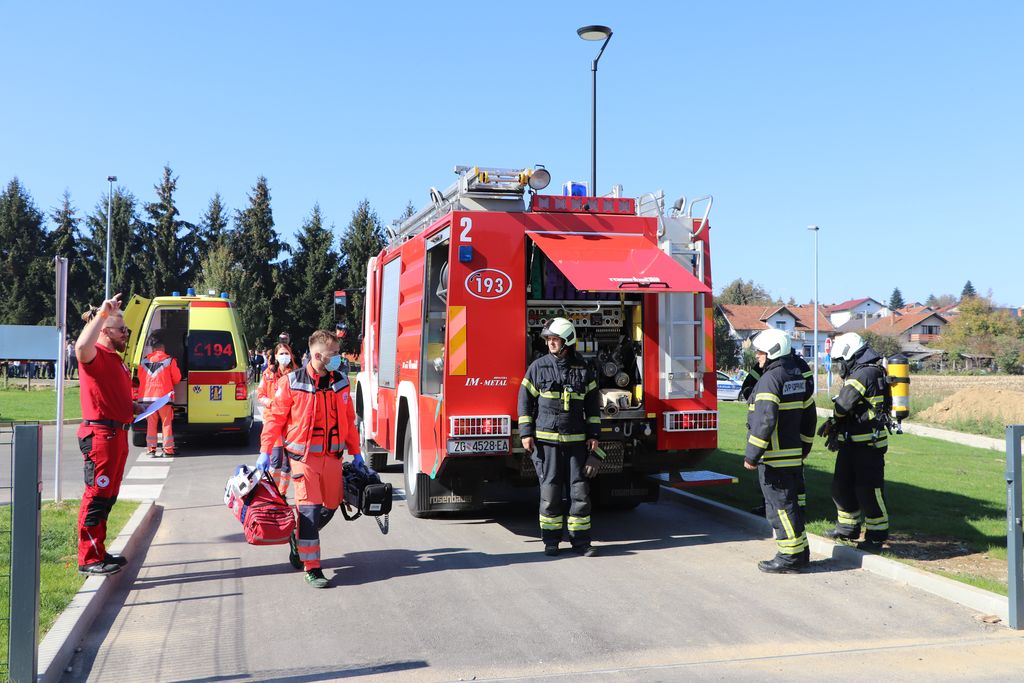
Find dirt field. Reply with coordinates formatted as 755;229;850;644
910;374;1024;396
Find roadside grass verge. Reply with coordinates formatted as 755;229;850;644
0;499;138;663
699;402;1008;591
0;386;82;422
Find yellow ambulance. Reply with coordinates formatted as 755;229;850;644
123;289;253;447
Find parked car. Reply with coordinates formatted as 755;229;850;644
717;370;743;401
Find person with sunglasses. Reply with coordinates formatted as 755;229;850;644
74;294;136;576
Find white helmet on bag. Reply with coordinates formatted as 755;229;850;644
752;328;791;360
223;465;258;504
830;332;866;361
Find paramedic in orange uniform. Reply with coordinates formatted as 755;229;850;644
259;330;361;589
138;336;182;456
75;295;136;576
256;341;298;496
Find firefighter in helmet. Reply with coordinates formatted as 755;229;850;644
819;332;890;552
517;317;603;557
743;329;817;573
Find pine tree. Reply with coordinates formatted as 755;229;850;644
232;177;285;348
888;287;905;311
196;242;255;317
50;191;91;325
961;280;977;299
0;178;50;324
144;166;197;296
81;187;146;306
285;204;342;348
197;193;230;259
339;199;385;349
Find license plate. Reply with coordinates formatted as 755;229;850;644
447;438;509;454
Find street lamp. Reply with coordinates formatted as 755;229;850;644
808;225;820;393
105;175;117;299
577;24;613;196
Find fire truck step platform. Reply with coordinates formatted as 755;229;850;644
648;470;738;489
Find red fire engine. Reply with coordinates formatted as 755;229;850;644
355;166;723;517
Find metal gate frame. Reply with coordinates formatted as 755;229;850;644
1007;425;1024;629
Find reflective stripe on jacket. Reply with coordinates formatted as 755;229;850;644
138;351;181;401
259;363;361;458
744;355;817;468
517;352;601;445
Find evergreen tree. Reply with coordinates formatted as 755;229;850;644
81;188;146;306
144;165;197;296
339;199;385;350
50;191;91;325
0;178;50;324
196;242;255;317
888;287;905;311
232;176;285;348
716;278;773;305
285;204;342;346
197;193;230;259
961;280;977;299
713;308;739;369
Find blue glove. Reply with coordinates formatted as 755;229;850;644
352;453;366;469
256;453;270;470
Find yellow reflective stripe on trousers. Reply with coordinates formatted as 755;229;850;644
536;430;586;443
539;514;564;530
567;515;591;531
521;378;540;396
837;509;862;525
778;509;796;539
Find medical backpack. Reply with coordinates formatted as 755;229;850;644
224;465;296;545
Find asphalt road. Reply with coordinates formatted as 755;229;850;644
58;429;1024;682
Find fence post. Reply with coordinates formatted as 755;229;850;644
1008;425;1024;630
9;425;42;682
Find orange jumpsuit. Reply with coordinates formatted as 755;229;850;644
138;350;181;455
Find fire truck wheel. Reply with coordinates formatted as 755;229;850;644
359;416;387;471
403;427;430;518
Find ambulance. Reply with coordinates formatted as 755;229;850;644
123;289;253;447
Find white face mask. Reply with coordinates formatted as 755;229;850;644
276;354;291;366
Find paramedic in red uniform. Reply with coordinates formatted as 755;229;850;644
259;329;362;588
138;336;182;456
75;294;136;576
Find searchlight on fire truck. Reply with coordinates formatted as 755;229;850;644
353;165;729;517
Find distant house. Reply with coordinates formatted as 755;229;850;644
823;297;886;328
866;311;947;345
716;304;834;363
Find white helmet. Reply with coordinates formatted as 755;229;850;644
540;317;577;347
830;332;866;361
752;329;791;360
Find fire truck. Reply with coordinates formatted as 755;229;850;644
354;166;723;517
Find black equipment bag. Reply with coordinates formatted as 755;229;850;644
342;461;393;518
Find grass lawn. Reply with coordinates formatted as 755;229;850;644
0;386;82;422
698;402;1008;592
0;499;139;664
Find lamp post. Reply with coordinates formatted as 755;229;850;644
577;24;613;196
808;225;820;393
105;175;117;299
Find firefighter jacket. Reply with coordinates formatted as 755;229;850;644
259;363;361;459
518;351;601;445
739;351;813;401
833;347;889;452
745;354;816;468
138;350;181;401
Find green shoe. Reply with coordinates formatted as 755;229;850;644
305;568;328;588
288;533;302;570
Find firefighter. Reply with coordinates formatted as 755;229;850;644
740;342;814;516
518;317;603;557
743;329;817;573
820;332;890;552
259;329;362;588
138;336;182;456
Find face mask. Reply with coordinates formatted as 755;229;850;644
323;354;342;372
276;354;291;366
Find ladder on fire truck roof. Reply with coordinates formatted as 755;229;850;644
386;166;538;247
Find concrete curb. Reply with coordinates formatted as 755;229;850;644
36;500;159;683
662;487;1009;624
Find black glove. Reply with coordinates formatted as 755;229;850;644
816;417;835;439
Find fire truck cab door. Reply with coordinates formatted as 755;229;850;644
527;232;710;294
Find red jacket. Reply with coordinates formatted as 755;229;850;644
260;364;361;458
257;367;284;408
138;350;181;401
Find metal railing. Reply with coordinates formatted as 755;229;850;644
1007;425;1024;629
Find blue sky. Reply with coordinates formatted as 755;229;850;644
2;2;1020;307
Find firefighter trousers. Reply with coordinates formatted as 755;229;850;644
531;441;591;547
145;405;175;454
290;453;343;570
77;427;129;566
758;464;809;565
832;444;888;542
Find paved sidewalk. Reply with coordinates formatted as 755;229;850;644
816;408;1006;451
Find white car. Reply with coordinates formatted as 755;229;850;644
716;371;743;401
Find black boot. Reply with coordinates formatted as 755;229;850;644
824;529;859;542
757;557;808;574
857;539;884;553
